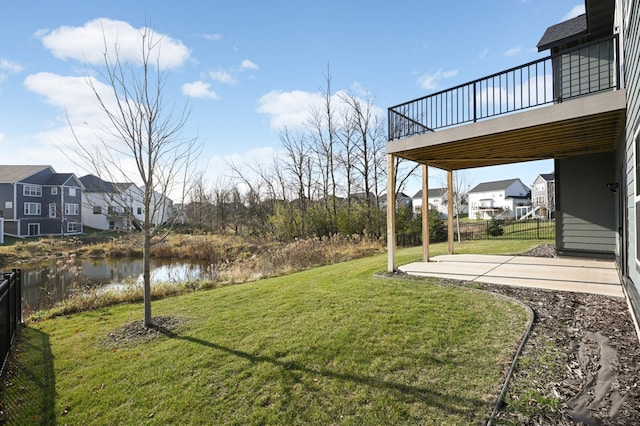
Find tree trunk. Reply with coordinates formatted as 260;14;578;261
143;231;152;327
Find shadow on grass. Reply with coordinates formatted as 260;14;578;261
1;326;56;425
152;324;487;416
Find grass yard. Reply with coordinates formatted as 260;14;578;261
1;243;538;425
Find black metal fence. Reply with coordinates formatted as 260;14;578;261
396;219;555;246
1;269;22;376
458;218;555;241
389;35;619;141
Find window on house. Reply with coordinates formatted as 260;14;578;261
23;185;42;197
51;187;58;195
137;207;143;215
67;222;79;233
93;206;102;214
65;203;79;215
24;202;41;215
69;187;76;197
49;203;56;218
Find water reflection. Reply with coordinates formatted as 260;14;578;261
15;257;212;316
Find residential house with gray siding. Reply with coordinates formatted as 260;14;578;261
531;173;555;219
0;165;83;237
385;0;640;338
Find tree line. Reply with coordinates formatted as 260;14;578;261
184;72;436;242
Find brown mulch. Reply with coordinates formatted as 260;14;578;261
447;245;640;425
105;315;185;347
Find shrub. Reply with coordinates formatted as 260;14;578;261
486;218;504;236
429;210;448;242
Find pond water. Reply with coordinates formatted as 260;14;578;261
13;257;213;316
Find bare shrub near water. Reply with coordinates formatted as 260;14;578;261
216;234;383;283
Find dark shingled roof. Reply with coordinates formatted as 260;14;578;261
412;188;447;199
45;173;74;186
80;174;117;193
537;13;588;51
469;178;523;193
538;173;555;181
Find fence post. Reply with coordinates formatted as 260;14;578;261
14;269;21;326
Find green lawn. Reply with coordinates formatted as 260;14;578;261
2;242;539;425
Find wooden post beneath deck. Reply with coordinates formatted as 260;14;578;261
422;164;430;262
447;170;454;255
387;154;396;272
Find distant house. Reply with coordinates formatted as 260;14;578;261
80;175;173;231
468;178;531;220
0;165;83;237
531;173;555;219
378;192;412;211
412;187;468;218
80;175;135;230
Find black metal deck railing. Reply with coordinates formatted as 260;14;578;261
388;35;620;141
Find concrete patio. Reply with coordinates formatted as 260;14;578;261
399;255;624;297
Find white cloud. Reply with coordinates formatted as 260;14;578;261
257;90;325;129
22;71;146;181
504;47;523;57
181;81;219;99
478;48;489;60
200;33;223;41
0;58;23;83
418;69;459;91
209;69;238;85
37;18;190;70
0;132;4;143
24;72;114;119
240;59;259;70
563;4;586;21
0;58;23;74
257;88;385;131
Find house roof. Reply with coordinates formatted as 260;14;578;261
80;174;118;193
412;188;447;199
538;173;555;182
537;13;588;51
469;178;524;193
0;165;51;183
46;173;77;186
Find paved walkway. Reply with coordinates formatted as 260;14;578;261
399;254;624;297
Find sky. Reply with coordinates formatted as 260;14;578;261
0;0;586;198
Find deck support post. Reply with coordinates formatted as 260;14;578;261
422;164;430;262
387;154;396;273
447;170;454;255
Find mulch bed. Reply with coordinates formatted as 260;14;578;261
446;245;640;425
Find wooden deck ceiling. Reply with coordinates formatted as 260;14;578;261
386;89;627;171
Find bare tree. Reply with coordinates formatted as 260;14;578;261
70;26;201;327
438;170;471;242
307;67;339;234
340;89;386;235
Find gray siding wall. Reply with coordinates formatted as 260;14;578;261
0;183;15;219
624;0;640;324
556;152;616;255
559;38;614;99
